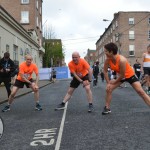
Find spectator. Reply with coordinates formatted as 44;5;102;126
0;52;15;97
133;59;141;79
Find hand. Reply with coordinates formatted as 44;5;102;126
0;69;4;72
83;80;90;87
32;83;39;91
109;79;116;84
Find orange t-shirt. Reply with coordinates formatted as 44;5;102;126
17;62;38;81
68;58;90;78
109;55;134;78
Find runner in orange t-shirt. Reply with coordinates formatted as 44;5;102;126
2;54;42;112
102;42;150;115
55;51;94;112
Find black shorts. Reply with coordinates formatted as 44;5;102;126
120;75;138;84
52;75;56;78
14;79;34;88
70;74;89;88
143;67;150;76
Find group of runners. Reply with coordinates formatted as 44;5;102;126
1;42;150;115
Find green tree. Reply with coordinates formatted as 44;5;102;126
43;40;64;67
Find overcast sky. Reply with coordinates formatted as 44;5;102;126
43;0;150;65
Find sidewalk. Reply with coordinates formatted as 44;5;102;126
0;80;51;105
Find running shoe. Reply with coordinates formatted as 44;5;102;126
102;106;111;115
35;103;42;111
2;105;10;112
55;103;65;110
147;91;150;95
88;104;94;113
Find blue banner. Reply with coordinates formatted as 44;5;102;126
54;67;69;79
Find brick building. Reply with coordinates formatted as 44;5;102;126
96;11;150;68
0;0;43;47
0;0;45;68
84;49;96;66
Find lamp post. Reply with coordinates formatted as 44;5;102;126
103;19;111;22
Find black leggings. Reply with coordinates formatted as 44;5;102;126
0;77;11;98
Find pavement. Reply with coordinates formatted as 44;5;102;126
0;80;51;105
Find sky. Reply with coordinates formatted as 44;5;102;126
42;0;150;65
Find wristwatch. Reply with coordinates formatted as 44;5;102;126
80;80;83;83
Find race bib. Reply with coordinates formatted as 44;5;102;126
24;73;30;79
136;69;141;72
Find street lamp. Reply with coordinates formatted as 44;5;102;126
103;19;111;22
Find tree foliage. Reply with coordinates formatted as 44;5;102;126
43;40;64;67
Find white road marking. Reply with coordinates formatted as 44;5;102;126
0;118;3;138
55;102;68;150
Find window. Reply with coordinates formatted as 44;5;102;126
129;31;135;40
115;34;119;41
129;18;134;25
21;11;29;23
25;48;30;55
113;35;115;42
6;45;9;52
148;30;150;39
20;48;23;55
115;21;118;27
129;45;135;56
36;0;38;9
110;28;112;33
148;18;150;24
13;45;18;61
113;24;115;30
21;0;29;4
40;7;42;15
39;21;42;31
36;17;39;27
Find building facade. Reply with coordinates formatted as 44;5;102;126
96;11;150;68
84;49;96;67
0;0;43;47
0;0;45;68
0;5;44;68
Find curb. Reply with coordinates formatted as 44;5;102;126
0;82;51;105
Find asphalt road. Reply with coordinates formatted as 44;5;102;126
0;79;150;150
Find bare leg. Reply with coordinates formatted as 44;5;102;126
84;84;93;103
63;87;75;103
30;83;39;103
105;82;122;108
8;86;19;104
131;81;150;106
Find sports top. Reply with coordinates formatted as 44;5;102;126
143;53;150;67
108;55;134;78
17;62;38;82
68;58;90;78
